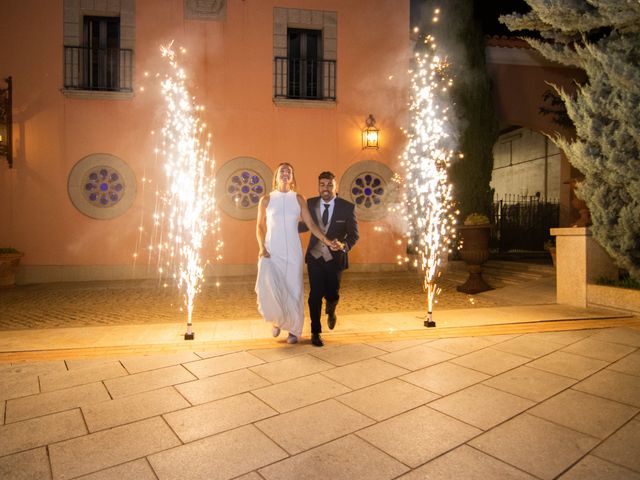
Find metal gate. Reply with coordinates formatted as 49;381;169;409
490;195;560;252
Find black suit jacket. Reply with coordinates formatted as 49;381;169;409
301;196;359;270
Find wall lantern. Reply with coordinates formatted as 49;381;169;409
0;77;12;168
362;114;379;150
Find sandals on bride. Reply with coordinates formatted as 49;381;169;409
272;325;281;337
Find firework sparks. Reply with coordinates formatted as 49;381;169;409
401;30;456;327
151;41;222;339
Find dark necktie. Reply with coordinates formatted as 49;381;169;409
322;204;330;226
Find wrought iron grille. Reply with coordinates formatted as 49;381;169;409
64;46;133;92
491;195;560;252
274;57;336;100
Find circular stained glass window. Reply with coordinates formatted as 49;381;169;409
83;167;125;207
226;169;265;209
339;160;397;221
68;153;136;220
215;157;273;221
351;173;385;209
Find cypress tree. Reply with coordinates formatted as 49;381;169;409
418;0;499;221
502;1;640;279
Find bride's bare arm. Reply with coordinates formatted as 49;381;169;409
256;195;270;257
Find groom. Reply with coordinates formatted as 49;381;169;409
301;171;359;347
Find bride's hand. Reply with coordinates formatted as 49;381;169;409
259;248;271;258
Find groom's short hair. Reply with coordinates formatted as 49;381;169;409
318;171;335;181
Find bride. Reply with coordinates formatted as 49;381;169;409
255;163;335;344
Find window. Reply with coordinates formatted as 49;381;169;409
82;17;121;91
63;1;135;96
287;29;322;99
273;8;337;103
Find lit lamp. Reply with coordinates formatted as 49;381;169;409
362;114;379;149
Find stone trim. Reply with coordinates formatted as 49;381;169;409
184;0;226;21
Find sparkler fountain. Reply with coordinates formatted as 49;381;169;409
402;22;456;328
153;42;222;340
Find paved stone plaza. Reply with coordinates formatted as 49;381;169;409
1;262;639;479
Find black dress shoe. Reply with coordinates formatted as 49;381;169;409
311;333;324;347
327;312;337;330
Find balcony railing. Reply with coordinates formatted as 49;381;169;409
64;46;133;92
274;57;336;101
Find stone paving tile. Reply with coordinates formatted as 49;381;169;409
523;329;596;346
255;399;374;455
182;351;265;378
120;351;202;373
527;351;609;380
308;343;387;366
357;406;481;468
49;417;180;480
561;338;637;362
252;373;351;413
482;365;576;402
5;382;110;423
451;348;530;376
573;369;640;407
103;364;196;398
378;344;456;371
320;357;409;390
194;347;242;359
608;351;640;377
75;459;157;480
64;357;119;370
234;473;263;480
590;327;640;347
337;378;438;421
558;454;640;480
429;384;534;430
592;419;640;472
82;386;190;432
427;336;494;356
259;434;409;480
40;362;127;392
248;345;315;362
469;413;600;480
0;373;39;402
365;338;432;352
149;424;288;480
249;354;334;383
396;445;537;480
476;333;521;344
163;392;277;443
176;368;271;405
0;447;52;480
529;389;639;439
400;361;489;396
0;409;86;457
0;360;66;377
491;334;564;359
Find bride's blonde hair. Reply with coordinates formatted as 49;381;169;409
272;162;297;191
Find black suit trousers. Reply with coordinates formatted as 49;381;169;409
307;256;343;334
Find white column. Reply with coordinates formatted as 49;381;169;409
551;227;618;307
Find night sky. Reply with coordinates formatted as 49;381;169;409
410;0;531;36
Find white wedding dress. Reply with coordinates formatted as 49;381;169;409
255;190;304;337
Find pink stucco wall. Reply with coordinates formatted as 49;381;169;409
0;0;410;279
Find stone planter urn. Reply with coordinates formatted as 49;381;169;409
456;224;493;294
0;250;24;287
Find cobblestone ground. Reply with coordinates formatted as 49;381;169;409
0;267;508;330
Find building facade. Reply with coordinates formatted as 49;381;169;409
0;0;410;283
